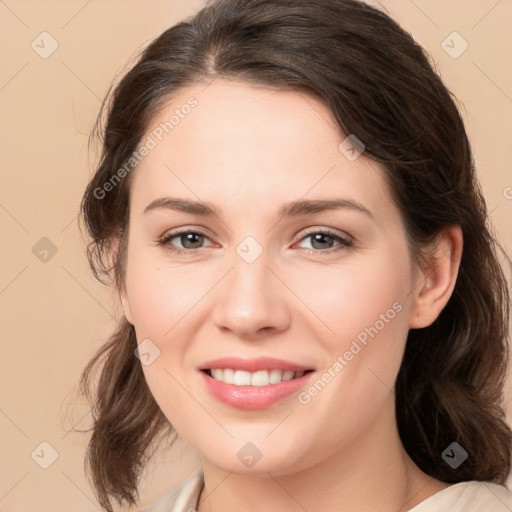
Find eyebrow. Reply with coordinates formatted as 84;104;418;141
143;197;375;221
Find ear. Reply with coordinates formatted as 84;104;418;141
120;290;134;325
408;225;463;329
111;236;134;325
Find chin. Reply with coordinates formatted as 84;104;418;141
196;435;314;476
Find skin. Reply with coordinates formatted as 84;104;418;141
119;79;463;512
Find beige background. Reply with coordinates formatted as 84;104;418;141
1;1;511;510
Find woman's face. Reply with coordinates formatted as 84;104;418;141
120;79;425;474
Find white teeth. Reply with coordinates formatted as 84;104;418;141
269;369;282;384
282;370;295;381
208;368;307;386
251;370;269;386
223;368;235;384
233;370;251;386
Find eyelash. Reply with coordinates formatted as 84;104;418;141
157;228;353;256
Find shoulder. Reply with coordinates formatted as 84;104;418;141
409;480;512;511
139;469;204;512
138;474;512;512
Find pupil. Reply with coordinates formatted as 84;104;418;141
182;233;203;249
312;233;332;250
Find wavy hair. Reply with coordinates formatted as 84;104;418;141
78;0;512;510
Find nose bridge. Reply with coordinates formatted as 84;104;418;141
231;244;271;298
212;239;290;337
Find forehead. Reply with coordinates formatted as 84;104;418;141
146;79;343;159
129;79;395;225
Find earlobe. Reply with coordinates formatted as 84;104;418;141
120;288;134;325
408;226;463;329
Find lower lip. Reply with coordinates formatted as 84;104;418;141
199;370;314;410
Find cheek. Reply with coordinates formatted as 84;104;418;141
292;280;409;457
289;251;411;345
124;250;200;336
290;252;413;411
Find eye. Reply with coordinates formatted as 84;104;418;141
157;229;214;255
294;229;353;254
157;227;353;255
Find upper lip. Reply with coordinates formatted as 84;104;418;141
199;357;314;373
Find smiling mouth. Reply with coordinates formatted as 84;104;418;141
202;368;314;386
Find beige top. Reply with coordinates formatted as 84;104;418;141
141;469;512;512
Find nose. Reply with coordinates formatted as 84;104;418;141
211;250;291;340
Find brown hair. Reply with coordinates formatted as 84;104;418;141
78;0;512;510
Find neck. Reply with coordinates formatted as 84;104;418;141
197;395;449;512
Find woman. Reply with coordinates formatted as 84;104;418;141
78;0;512;510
